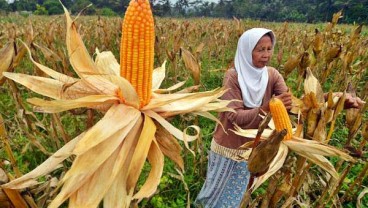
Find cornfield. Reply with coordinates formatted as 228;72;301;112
0;6;367;208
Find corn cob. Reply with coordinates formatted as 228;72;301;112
269;97;293;140
120;0;155;108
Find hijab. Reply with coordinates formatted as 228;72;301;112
234;28;276;108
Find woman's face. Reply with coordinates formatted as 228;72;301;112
252;35;273;68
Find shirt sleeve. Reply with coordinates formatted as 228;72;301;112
220;70;263;128
271;67;288;95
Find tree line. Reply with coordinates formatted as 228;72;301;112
0;0;367;24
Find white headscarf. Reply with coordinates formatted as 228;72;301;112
234;28;276;108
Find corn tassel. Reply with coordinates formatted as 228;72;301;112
120;0;155;108
269;97;293;140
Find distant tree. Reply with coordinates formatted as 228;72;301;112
44;0;63;14
70;0;96;15
152;0;171;16
34;3;48;14
10;0;37;11
98;7;117;16
0;0;10;12
173;0;189;16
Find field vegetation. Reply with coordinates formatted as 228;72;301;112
0;9;367;207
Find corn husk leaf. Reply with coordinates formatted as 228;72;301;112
2;133;84;189
33;43;62;62
99;75;140;108
147;88;226;114
63;4;100;77
304;68;324;103
103;116;143;207
290;95;304;115
357;188;368;208
27;95;118;113
126;115;156;198
284;137;354;162
49;107;141;207
155;124;184;171
21;40;77;83
233;122;296;139
133;139;164;201
144;110;199;143
94;48;120;76
153;80;186;94
252;143;288;190
73;104;140;155
294;151;338;179
181;47;201;85
67;142;125;208
152;61;166;90
0;41;15;85
3;72;65;99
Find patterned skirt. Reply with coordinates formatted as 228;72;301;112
194;140;250;208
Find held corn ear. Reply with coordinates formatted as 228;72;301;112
120;0;155;108
269;97;293;140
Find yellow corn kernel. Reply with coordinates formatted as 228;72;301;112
269;97;293;140
120;0;154;108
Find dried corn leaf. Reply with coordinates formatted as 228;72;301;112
0;41;15;85
152;61;166;90
126;115;156;196
181;47;201;85
94;49;120;76
304;68;324;103
4;72;65;100
144;110;198;143
133;139;164;201
99;75;140;108
147;88;226;114
357;188;368;208
80;75;120;96
303;92;320;109
103;117;142;207
64;116;140;184
284;138;354;162
50;112;141;207
153;80;186;94
20;41;77;83
294;151;338;179
33;43;62;62
63;4;100;77
27;95;118;113
290;95;304;115
307;108;319;137
156;124;184;171
313;115;326;142
67;143;123;208
2;133;83;189
195;99;234;113
233;124;296;139
73;104;140;155
283;54;300;76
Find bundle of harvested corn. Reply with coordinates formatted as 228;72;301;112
1;0;232;207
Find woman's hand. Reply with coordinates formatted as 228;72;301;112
275;92;292;110
344;93;365;109
260;92;292;113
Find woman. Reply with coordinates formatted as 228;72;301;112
194;28;292;207
194;28;365;207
